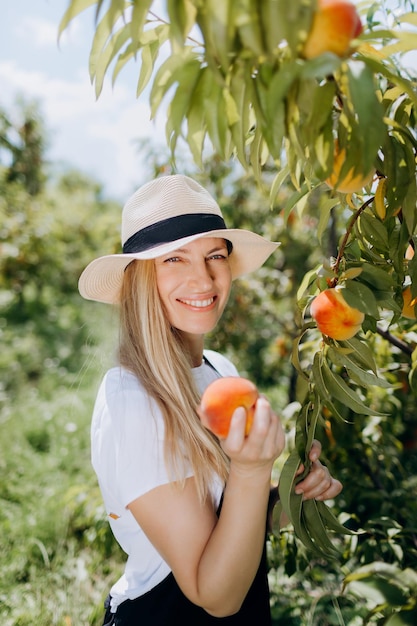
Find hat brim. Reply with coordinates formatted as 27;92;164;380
78;229;280;304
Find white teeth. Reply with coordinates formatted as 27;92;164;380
181;298;214;307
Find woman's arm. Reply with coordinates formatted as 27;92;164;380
128;406;343;617
128;397;284;617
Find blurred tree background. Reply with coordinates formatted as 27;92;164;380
2;0;417;623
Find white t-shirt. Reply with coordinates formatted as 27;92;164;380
91;349;239;612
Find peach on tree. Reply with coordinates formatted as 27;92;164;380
310;288;365;340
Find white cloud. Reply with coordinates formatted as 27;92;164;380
0;58;167;200
16;16;70;48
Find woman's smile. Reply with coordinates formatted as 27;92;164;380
178;296;216;309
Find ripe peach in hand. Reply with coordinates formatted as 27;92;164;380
310;288;365;340
303;0;363;60
325;144;375;194
199;377;259;439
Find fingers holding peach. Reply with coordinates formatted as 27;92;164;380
222;396;286;468
199;377;285;467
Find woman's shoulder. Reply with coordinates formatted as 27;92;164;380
203;350;240;377
100;365;142;394
94;366;153;421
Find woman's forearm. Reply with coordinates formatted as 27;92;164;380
196;464;272;617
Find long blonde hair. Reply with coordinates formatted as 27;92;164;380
118;259;229;503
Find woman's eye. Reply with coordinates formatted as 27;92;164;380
208;253;227;261
164;256;181;263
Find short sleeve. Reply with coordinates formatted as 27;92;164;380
91;368;192;511
203;349;240;377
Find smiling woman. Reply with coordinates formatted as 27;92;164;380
78;174;342;625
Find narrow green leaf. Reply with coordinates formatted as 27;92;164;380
358;212;390;252
321;358;384;416
317;196;340;246
278;448;302;527
150;48;198;118
327;346;392;389
228;61;250;167
316;500;357;536
291;322;316;380
360;54;417;108
360;262;397;291
166;59;202;153
343;278;380;318
167;0;197;47
346;60;386;174
312;352;350;423
130;0;153;48
93;24;131;98
339;337;378;373
269;165;290;209
58;0;97;39
302;498;340;558
135;25;170;97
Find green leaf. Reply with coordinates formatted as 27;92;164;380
186;77;210;167
166;59;202;153
346;60;386;175
317;196;339;246
321;358;385;417
136;26;170;98
327;346;392;389
58;0;98;39
130;0;153;48
339;337;378;374
278;448;302;527
92;23;131;98
358;212;390;252
347;578;409;608
167;0;198;47
315;500;356;536
302;498;340;558
343;279;380;319
150;47;198;118
386;609;417;626
383;133;414;216
228;60;251;167
360;263;397;291
312;352;351;423
360;53;417;109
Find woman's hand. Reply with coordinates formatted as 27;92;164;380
220;397;286;476
294;439;342;501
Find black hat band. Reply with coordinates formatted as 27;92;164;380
123;213;227;253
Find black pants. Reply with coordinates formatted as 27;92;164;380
102;545;271;625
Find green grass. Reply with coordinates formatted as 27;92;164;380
0;315;125;625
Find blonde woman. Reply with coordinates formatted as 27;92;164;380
79;175;342;625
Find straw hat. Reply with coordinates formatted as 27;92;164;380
78;174;279;304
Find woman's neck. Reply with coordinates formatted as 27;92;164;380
180;331;205;367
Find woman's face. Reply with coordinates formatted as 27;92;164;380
154;237;232;337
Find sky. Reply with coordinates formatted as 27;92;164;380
0;0;168;201
1;2;415;202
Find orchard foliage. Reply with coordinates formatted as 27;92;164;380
2;98;417;621
58;0;417;620
0;102;120;398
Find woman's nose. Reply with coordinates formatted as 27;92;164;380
187;260;213;288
